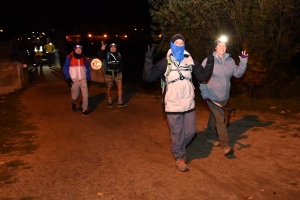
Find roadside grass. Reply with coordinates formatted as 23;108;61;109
0;90;38;185
0;90;38;155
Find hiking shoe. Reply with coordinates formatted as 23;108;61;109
108;102;113;107
206;139;220;147
82;110;90;117
175;157;189;172
72;103;76;112
118;102;127;108
223;147;234;156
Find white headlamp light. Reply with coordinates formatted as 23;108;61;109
218;35;228;43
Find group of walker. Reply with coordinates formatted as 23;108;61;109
63;34;248;172
62;42;126;117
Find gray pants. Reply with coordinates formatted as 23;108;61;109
71;79;89;111
206;100;229;148
166;111;197;159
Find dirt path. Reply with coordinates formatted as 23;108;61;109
1;77;300;199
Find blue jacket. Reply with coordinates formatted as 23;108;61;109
200;53;247;101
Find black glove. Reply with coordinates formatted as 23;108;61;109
207;50;214;64
145;45;154;59
67;78;73;87
87;79;91;87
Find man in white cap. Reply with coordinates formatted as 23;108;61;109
98;42;126;107
143;34;214;172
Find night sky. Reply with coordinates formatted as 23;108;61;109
0;0;151;36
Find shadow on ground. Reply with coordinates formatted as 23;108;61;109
186;115;274;161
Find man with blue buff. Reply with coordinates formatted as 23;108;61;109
143;34;214;172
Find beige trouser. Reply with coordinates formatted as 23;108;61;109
71;79;89;111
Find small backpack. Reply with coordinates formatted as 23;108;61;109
102;52;121;73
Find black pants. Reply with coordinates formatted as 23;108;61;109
46;53;54;67
35;56;43;68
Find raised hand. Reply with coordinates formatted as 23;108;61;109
101;41;106;50
145;45;154;59
240;50;248;58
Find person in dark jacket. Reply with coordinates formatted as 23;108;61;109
97;42;126;107
63;44;91;116
143;34;214;172
200;36;248;156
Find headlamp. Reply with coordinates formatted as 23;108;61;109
74;45;82;49
217;35;228;43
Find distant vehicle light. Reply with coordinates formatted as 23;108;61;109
124;35;127;38
104;34;107;37
0;30;3;32
88;34;92;37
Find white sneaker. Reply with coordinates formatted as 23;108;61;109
206;139;220;147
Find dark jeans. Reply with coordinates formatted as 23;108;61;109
35;56;43;68
46;53;54;67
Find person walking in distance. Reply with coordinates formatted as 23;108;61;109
199;36;248;156
44;38;55;68
97;42;126;107
143;34;214;172
63;44;91;116
33;38;44;70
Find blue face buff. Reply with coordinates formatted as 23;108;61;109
170;42;185;62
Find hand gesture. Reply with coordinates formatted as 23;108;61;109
101;41;106;50
239;50;248;58
145;45;154;59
